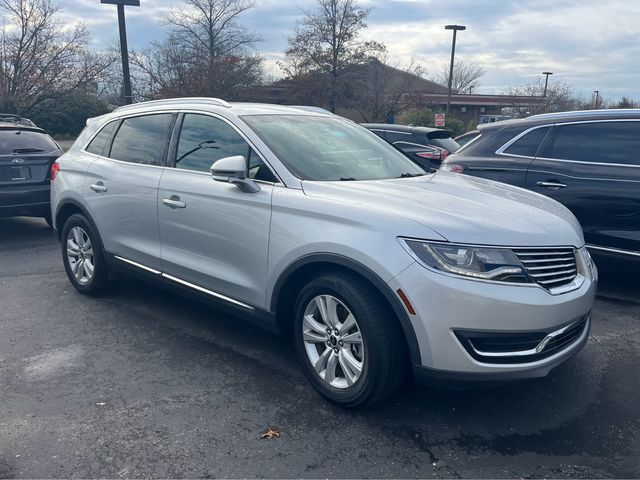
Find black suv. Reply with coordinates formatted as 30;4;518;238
0;116;63;225
363;123;460;170
441;109;640;261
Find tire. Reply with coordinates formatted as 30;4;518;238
294;272;408;407
43;212;53;228
61;213;110;295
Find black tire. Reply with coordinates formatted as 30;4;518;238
294;272;408;407
61;213;110;295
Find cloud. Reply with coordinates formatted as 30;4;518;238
4;0;639;99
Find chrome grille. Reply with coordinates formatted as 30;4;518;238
513;247;578;290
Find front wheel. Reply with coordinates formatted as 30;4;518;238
294;272;408;407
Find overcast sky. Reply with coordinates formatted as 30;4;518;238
54;0;640;100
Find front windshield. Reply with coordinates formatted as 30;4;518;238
242;114;425;181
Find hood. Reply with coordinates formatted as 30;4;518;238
301;172;584;247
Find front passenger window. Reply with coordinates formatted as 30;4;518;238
176;114;277;182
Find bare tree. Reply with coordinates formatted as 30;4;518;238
344;54;427;122
132;0;263;100
437;59;485;93
281;0;384;112
501;78;579;116
0;0;114;113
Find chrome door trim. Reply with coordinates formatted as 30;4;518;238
113;255;255;310
161;273;255;310
586;244;640;258
114;255;162;275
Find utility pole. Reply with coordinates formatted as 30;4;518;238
445;25;466;117
593;90;600;109
542;71;553;97
101;0;140;105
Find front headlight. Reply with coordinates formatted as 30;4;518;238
404;240;529;283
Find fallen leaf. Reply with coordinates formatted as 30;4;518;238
260;427;280;439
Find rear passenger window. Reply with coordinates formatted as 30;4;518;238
544;122;640;165
503;127;550;157
85;121;117;156
108;114;175;166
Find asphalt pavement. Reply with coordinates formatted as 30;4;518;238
1;216;639;478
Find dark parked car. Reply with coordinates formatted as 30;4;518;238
363;123;460;170
441;109;640;261
0;116;63;225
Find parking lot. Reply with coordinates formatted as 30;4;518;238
0;216;638;478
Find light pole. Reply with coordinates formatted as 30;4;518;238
445;24;466;117
101;0;140;105
542;71;553;97
593;90;600;109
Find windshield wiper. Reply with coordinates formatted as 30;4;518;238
340;177;357;181
13;148;45;153
398;172;426;178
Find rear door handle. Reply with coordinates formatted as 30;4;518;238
90;182;108;193
162;196;186;209
536;181;567;188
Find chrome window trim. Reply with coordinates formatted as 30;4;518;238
496;118;640;167
80;109;178;158
586;244;640;258
392;140;435;149
495;124;550;159
529;168;640;183
532;157;640;169
113;255;255;310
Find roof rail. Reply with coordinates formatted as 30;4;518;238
114;97;232;112
527;108;640;120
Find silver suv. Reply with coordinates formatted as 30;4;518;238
51;98;597;406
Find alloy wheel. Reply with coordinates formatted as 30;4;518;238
302;294;365;389
66;226;95;285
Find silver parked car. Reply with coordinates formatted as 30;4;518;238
50;98;597;406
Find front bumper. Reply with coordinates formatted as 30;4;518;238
389;261;597;379
0;184;50;218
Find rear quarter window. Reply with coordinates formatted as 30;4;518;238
502;126;550;157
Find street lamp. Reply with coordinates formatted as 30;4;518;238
101;0;140;105
542;71;553;97
445;24;466;117
593;90;600;109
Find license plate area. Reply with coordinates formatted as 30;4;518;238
9;166;31;180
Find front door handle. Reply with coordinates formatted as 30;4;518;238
90;182;108;193
162;196;186;209
536;181;567;189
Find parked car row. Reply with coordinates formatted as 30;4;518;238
48;98;597;407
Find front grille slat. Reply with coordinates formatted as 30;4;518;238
529;268;577;279
513;248;578;291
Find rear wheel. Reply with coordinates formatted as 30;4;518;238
61;214;109;294
294;272;408;407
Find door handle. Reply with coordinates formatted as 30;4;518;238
162;197;186;209
536;181;567;188
90;182;108;193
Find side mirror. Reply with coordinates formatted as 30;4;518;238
210;155;260;193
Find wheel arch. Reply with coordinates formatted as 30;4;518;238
55;198;102;247
271;253;422;365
